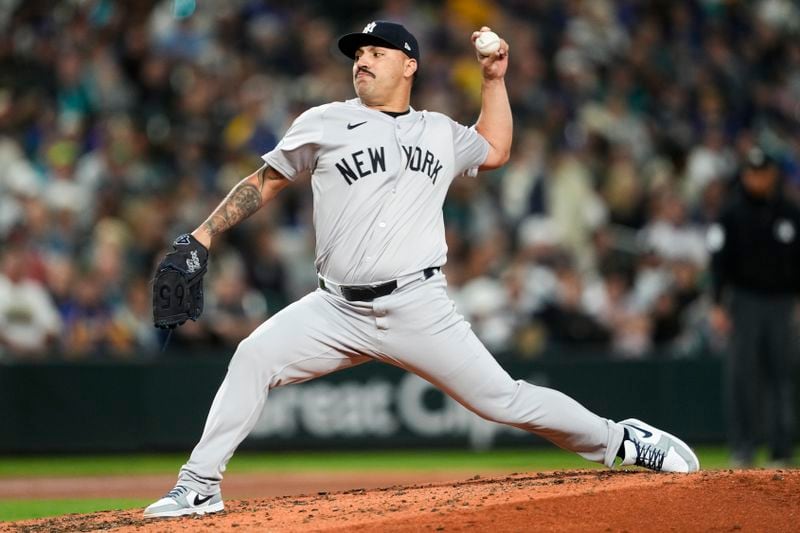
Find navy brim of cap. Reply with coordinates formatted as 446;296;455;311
338;33;403;59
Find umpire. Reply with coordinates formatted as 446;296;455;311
709;146;799;467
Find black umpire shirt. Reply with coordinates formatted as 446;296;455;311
709;183;800;302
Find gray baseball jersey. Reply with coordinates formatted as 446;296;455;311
262;98;489;285
174;98;625;496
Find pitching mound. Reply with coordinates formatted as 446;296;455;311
6;469;799;532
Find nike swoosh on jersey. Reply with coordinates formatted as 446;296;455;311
347;121;367;130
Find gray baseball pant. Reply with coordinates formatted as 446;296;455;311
177;272;624;494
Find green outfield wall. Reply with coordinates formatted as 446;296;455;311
1;355;794;453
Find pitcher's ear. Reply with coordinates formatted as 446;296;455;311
405;58;418;79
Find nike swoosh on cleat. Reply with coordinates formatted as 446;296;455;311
347;121;367;130
193;494;214;506
627;424;653;438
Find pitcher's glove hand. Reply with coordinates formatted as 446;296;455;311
152;234;209;329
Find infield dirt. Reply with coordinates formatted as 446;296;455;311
4;469;799;532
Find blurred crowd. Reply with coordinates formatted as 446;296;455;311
2;0;800;361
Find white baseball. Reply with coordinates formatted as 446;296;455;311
475;31;501;56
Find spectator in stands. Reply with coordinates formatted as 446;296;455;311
60;270;116;358
203;256;268;348
584;263;651;358
0;245;62;359
111;277;160;356
536;263;611;351
243;227;291;314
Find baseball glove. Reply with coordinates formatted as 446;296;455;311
152;234;209;329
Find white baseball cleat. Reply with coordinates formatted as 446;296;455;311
618;418;700;473
143;485;224;518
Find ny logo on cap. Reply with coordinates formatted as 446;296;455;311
363;21;376;33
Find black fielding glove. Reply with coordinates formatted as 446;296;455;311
152;234;209;329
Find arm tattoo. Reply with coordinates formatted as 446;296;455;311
201;181;263;237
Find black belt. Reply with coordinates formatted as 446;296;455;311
319;267;440;302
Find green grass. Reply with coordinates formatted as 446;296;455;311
1;448;587;477
0;446;791;522
0;446;745;479
0;498;150;522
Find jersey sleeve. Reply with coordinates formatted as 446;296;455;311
261;106;326;181
449;119;490;178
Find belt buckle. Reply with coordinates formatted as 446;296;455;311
342;281;397;302
341;285;374;302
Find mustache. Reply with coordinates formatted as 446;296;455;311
355;67;375;78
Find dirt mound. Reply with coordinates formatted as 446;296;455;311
5;469;799;532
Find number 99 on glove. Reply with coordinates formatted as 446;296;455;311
152;234;209;329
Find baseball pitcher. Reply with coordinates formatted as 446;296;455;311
146;22;699;518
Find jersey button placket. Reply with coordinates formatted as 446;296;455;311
389;120;404;195
365;117;402;267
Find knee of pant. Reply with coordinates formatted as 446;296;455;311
229;334;293;386
469;384;521;425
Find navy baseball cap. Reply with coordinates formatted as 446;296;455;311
338;21;420;64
